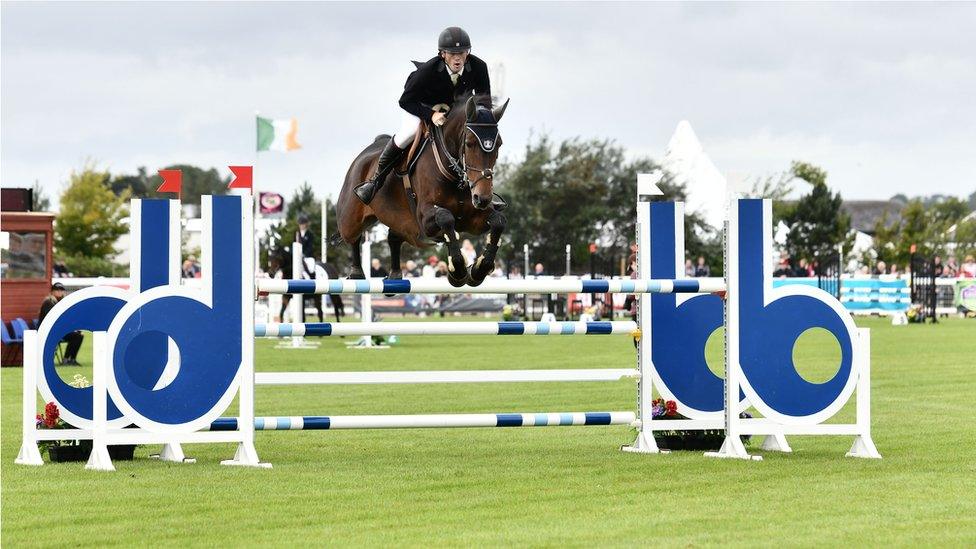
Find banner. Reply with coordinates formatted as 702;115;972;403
956;280;976;313
258;192;285;217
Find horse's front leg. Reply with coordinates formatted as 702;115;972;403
467;209;507;286
349;236;366;279
426;206;469;287
387;232;404;280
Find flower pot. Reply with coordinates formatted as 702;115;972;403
108;444;136;460
46;441;136;463
47;444;90;462
654;433;727;451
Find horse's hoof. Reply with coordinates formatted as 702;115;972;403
465;273;485;287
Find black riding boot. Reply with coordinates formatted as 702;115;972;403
355;138;405;204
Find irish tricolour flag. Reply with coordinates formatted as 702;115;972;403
256;116;301;152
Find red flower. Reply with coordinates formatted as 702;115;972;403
664;400;678;417
43;402;60;428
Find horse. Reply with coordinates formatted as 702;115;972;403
335;95;509;287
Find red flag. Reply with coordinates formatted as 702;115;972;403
228;165;253;191
157;169;182;194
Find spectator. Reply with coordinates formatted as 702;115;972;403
38;283;83;366
773;257;792;278
944;257;959;277
461;239;477;268
684;258;694;277
889;264;900;277
53;258;70;277
623;252;639;331
509;266;523;279
421;255;438;278
694;256;710;277
182;255;201;278
490;259;505;278
961;255;976;278
933;256;945;277
857;265;870;275
435;261;449;277
181;259;196;279
295;214;316;279
872;261;887;276
533;263;546;276
404;259;420;277
370;258;388;278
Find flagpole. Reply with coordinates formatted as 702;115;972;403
254;110;261;282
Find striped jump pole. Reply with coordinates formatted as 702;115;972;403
254;320;639;337
257;277;726;295
206;412;638;431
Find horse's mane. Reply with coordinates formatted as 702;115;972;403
445;94;494;123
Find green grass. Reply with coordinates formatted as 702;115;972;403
2;317;974;546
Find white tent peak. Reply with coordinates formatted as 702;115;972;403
661;120;728;231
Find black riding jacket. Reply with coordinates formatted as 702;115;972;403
398;55;492;122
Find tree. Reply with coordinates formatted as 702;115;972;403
748;171;796;223
873;196;976;267
951;217;976;260
55;164;130;276
494;135;716;275
783;161;853;266
31;180;51;212
110;167;154;199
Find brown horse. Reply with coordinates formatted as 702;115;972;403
335;95;509;287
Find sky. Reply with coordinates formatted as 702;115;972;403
2;1;975;211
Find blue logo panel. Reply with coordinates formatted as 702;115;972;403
110;196;243;426
648;202;728;414
36;199;174;427
736;199;855;419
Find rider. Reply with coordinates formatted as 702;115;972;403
355;26;492;204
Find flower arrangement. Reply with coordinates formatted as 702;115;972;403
649;398;752;451
35;375;136;462
652;398;680;419
36;401;88;459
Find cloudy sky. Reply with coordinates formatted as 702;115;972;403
2;1;974;209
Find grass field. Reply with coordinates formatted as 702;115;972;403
2;316;974;546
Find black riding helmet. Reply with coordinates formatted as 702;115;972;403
438;27;471;53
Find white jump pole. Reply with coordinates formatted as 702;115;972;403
279;241;318;349
347;230;386;349
321;197;328;263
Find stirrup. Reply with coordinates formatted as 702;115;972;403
355;180;378;204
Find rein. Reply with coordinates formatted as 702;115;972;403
431;123;496;190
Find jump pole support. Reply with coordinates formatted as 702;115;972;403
276;241;319;349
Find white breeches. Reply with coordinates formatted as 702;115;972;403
393;110;421;149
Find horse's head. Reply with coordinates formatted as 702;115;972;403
446;96;509;210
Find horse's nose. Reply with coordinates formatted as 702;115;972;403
473;194;490;209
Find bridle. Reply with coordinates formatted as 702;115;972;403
431;115;499;191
